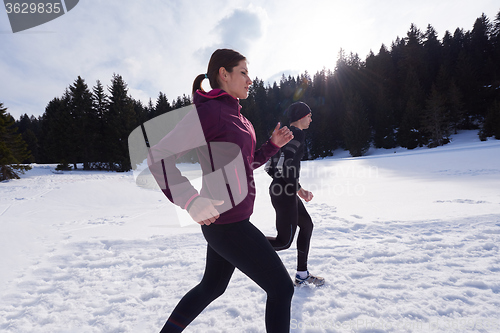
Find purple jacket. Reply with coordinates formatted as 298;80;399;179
148;89;279;224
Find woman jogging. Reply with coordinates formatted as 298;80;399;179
266;101;325;286
148;49;295;333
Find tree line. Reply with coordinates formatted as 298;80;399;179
2;10;500;180
241;10;500;158
7;74;191;174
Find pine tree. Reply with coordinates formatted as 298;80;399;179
343;92;370;157
455;49;477;127
447;79;465;134
422;85;449;147
492;10;500;81
103;74;136;171
68;76;94;169
307;69;336;158
470;14;493;84
41;94;72;163
401;24;426;89
91;80;108;168
181;94;192;107
252;78;269;145
171;94;191;110
373;87;396;149
480;100;500;140
397;68;425;148
145;98;155;120
367;44;397;149
267;81;281;126
0;103;32;181
441;30;455;75
398;97;422;149
423;24;442;88
153;92;171;118
92;80;108;119
279;74;297;106
241;78;267;146
133;99;148;125
16;114;38;162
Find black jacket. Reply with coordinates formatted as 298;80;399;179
265;126;305;191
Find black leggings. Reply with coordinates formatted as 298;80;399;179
268;180;314;272
160;219;294;333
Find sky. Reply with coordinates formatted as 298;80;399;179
1;0;499;119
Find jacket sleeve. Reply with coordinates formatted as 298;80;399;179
280;129;305;190
147;106;217;209
252;139;280;170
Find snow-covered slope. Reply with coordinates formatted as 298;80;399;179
1;131;499;332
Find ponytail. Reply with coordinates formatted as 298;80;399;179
192;74;207;96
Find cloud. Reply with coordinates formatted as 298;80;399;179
0;0;224;117
208;7;266;56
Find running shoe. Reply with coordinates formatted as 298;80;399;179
294;271;325;286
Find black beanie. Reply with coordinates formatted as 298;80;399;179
287;101;311;123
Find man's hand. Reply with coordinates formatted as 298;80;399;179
270;122;293;148
298;188;313;202
188;197;224;225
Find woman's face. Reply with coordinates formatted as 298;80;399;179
221;60;252;99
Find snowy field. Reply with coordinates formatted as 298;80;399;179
1;130;500;333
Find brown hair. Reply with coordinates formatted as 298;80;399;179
192;49;246;96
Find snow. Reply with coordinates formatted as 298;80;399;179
1;130;500;333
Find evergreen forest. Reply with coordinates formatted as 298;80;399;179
2;11;500;180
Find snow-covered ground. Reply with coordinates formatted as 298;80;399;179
1;130;499;333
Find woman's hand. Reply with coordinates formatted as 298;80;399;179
298;188;313;202
270;122;293;148
188;197;224;225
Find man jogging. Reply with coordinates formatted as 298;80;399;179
266;101;324;286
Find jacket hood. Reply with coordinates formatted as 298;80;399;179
193;89;239;107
